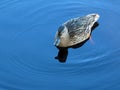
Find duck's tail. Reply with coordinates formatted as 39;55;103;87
87;13;100;22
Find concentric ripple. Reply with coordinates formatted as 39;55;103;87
0;0;120;90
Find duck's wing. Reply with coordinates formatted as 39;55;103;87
65;16;91;39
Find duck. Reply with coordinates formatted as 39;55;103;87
54;13;100;48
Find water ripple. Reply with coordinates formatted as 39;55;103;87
0;0;19;9
0;0;120;90
69;48;120;65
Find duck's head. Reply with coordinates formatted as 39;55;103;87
54;25;69;47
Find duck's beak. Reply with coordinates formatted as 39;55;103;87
54;37;60;46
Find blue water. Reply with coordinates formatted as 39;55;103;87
0;0;120;90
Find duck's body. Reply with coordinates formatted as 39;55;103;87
54;13;100;47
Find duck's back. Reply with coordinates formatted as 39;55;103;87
63;14;99;46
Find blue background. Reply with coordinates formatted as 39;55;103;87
0;0;120;90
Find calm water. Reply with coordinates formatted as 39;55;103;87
0;0;120;90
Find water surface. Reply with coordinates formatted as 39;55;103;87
0;0;120;90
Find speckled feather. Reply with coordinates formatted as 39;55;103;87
64;16;94;39
63;15;95;46
54;14;100;47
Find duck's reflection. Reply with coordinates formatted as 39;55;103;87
55;22;99;63
55;47;68;62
